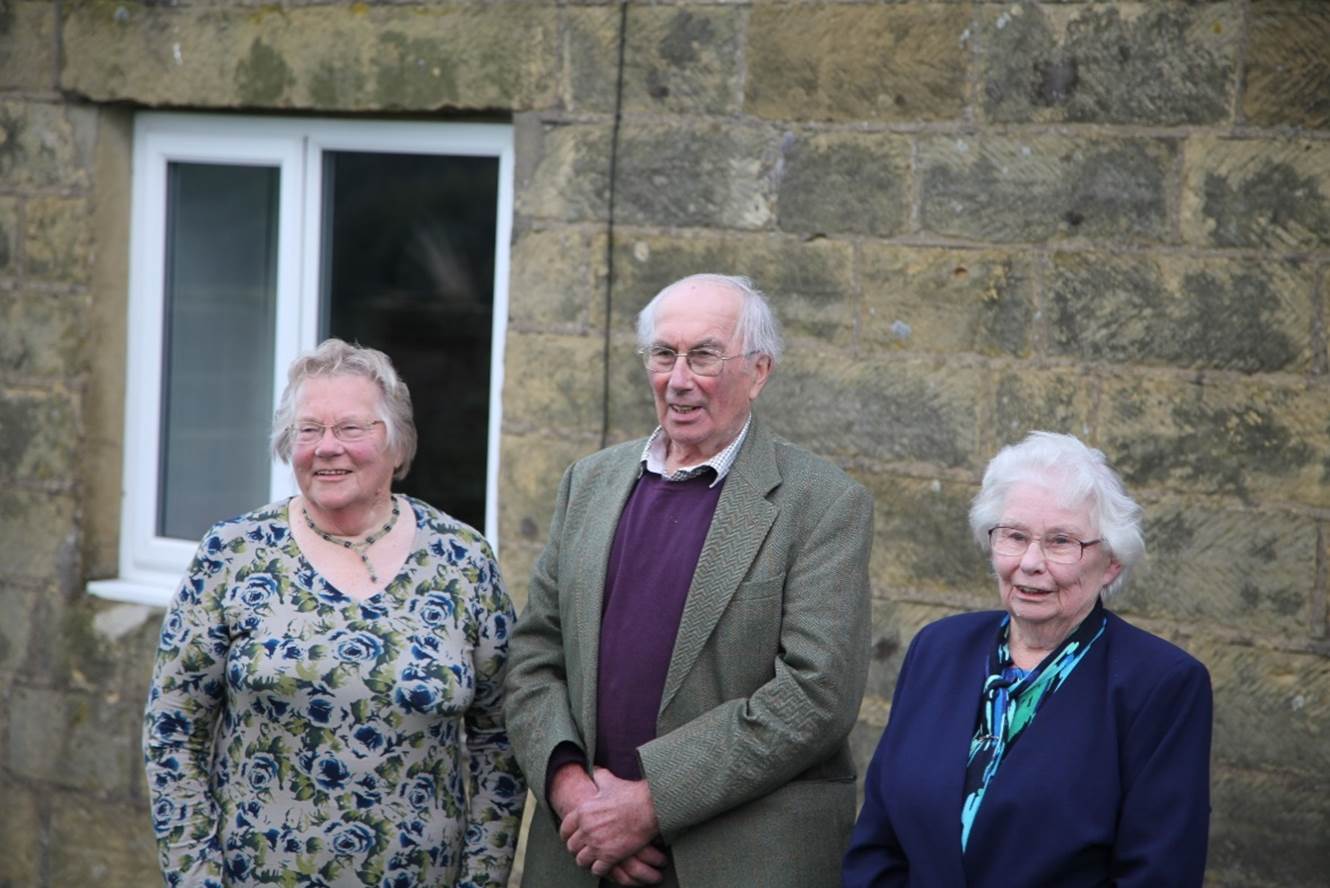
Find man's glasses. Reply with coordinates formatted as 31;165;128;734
638;346;754;377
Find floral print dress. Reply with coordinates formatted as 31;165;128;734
144;497;525;888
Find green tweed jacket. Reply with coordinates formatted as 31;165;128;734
504;417;874;888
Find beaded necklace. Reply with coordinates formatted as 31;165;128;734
302;496;401;584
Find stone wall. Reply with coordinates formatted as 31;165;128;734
0;1;1326;886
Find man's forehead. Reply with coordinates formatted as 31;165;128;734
652;283;742;341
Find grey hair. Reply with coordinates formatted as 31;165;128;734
635;273;785;365
270;338;418;480
967;431;1144;600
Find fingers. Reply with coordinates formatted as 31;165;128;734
616;851;665;885
558;806;581;843
634;844;668;868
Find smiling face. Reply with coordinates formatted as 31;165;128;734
647;280;771;470
992;481;1122;653
291;374;399;525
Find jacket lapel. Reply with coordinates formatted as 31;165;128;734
572;445;643;750
658;418;780;716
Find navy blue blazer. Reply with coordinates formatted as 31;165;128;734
843;608;1212;887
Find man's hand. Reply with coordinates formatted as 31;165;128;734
608;844;668;886
559;767;661;879
548;762;598;821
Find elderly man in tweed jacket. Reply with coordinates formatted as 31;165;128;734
504;273;874;888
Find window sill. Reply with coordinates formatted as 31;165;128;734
87;576;174;609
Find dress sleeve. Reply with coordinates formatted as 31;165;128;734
458;539;528;888
840;630;920;887
142;531;232;887
1110;654;1213;887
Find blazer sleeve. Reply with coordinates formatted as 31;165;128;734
638;479;874;840
1110;654;1213;887
841;631;922;888
502;463;589;812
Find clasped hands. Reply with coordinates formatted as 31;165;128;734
551;763;667;886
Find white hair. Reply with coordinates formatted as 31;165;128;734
635;273;785;364
968;431;1144;600
270;338;417;480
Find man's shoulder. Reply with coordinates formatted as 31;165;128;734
561;436;647;487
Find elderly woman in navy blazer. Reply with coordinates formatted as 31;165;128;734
844;431;1212;887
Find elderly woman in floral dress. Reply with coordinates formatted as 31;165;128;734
144;339;524;888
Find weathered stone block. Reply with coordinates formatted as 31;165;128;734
500;331;606;437
49;795;160;888
990;371;1092;451
1182;138;1330;250
0;2;55;92
860;473;991;605
613;121;780;229
514;123;611;223
763;355;983;470
1209;766;1330;888
1047;253;1315;373
0;290;86;379
9;683;142;795
0;389;78;482
24;196;93;285
0;489;75;582
0;196;16;273
777;131;910;237
919;135;1175;243
561;5;620;113
609;232;857;345
1244;2;1330;130
616;5;744;115
980;1;1236;125
746;5;968;122
0;100;92;189
508;226;608;334
1116;500;1318;638
859;246;1035;357
604;330;658;444
0;582;38;677
1100;374;1330;507
1194;639;1330;776
60;3;561;111
497;429;602;561
0;775;42;886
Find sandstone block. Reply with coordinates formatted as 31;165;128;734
61;3;561;111
508;227;608;334
603;329;658;444
1209;766;1330;888
979;1;1235;125
500;331;606;437
1182;138;1330;250
919;135;1175;243
514;123;611;223
610;232;857;346
0;581;37;676
859;246;1035;358
746;5;968;123
1047;253;1315;373
0;290;86;379
24;196;94;285
0;2;55;92
0;389;77;482
0;489;74;582
763;355;983;471
777;131;910;237
0;775;41;885
1100;374;1330;508
990;371;1092;451
617;5;744;115
561;6;620;113
0;100;92;189
497;429;602;560
0;196;16;272
1244;2;1330;130
1117;500;1319;639
613;121;780;230
50;794;160;888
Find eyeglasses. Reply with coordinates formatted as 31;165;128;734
638;346;754;377
292;420;384;445
988;526;1102;565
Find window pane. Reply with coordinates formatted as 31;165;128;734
323;151;499;532
159;162;278;539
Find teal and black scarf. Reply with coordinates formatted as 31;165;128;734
960;601;1107;851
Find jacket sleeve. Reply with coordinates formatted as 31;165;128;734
637;479;874;840
143;532;231;888
502;463;590;812
1110;654;1213;887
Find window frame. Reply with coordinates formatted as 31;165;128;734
88;113;514;607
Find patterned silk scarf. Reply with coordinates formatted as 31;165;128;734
960;601;1108;851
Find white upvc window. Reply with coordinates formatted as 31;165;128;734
89;113;513;608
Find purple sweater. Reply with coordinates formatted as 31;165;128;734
547;470;724;787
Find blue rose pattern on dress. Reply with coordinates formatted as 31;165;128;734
144;498;525;888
